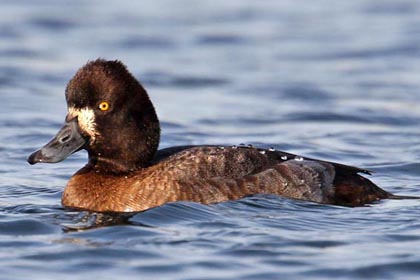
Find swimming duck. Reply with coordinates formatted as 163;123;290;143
27;59;412;212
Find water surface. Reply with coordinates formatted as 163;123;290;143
2;1;420;279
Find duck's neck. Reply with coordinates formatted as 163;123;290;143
88;114;160;175
88;156;140;174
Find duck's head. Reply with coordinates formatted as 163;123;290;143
27;59;160;174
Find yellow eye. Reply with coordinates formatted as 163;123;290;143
98;101;109;111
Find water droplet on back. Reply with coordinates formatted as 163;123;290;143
281;155;288;160
294;156;303;161
269;147;275;151
260;150;266;155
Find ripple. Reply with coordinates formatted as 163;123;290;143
364;2;418;15
27;17;77;31
196;34;248;45
141;71;229;88
0;219;57;235
132;201;222;227
0;25;20;39
118;36;176;49
0;48;41;59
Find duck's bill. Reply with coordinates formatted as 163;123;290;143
27;118;88;165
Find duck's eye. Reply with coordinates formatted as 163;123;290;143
98;101;109;111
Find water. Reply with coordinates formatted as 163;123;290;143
2;0;420;279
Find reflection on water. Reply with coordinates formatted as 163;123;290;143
60;212;134;232
2;0;420;279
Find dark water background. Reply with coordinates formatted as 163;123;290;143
2;0;420;279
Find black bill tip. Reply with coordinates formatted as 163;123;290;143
27;150;43;165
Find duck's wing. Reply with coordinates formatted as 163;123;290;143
155;145;371;176
174;158;338;205
265;149;372;175
153;146;391;207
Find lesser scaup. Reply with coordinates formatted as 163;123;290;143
27;59;415;212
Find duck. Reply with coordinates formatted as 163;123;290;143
27;59;415;212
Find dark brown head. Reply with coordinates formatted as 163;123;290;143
28;59;160;174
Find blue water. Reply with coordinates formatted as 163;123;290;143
2;0;420;279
